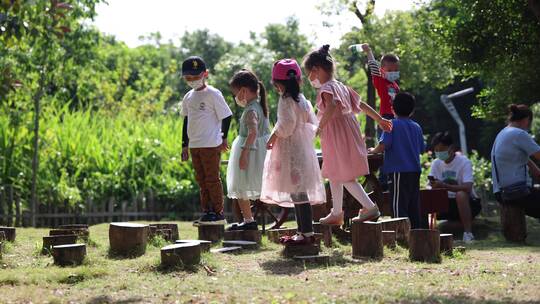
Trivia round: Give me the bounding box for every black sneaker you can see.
[227,221,258,231]
[199,212,227,225]
[194,212,212,225]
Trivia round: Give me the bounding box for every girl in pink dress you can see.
[303,45,393,225]
[260,59,326,244]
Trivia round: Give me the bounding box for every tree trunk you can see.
[223,230,262,244]
[0,227,16,242]
[15,195,21,227]
[161,242,201,267]
[352,221,383,259]
[282,243,320,258]
[149,223,179,240]
[529,0,540,21]
[382,230,396,248]
[440,233,454,255]
[380,217,411,248]
[198,224,224,243]
[176,239,211,252]
[109,222,148,257]
[222,240,259,250]
[500,203,527,243]
[7,185,13,227]
[42,234,78,254]
[409,229,441,263]
[52,244,86,266]
[266,228,297,243]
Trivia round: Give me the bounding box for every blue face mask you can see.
[385,71,400,82]
[435,150,450,161]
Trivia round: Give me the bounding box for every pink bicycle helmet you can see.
[272,59,302,80]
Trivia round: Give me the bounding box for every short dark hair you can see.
[381,54,400,65]
[431,131,453,147]
[508,104,533,122]
[393,92,415,117]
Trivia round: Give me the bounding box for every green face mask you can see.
[435,150,450,161]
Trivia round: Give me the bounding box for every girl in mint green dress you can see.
[226,70,271,231]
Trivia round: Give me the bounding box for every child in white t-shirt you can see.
[180,56,233,225]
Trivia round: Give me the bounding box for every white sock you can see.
[243,217,255,223]
[329,181,344,214]
[343,181,376,209]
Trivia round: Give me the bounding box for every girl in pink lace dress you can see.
[303,45,393,225]
[260,59,326,245]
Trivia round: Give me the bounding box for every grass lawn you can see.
[1,217,539,304]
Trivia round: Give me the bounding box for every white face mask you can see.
[385,71,400,82]
[310,78,322,89]
[187,78,204,90]
[234,89,247,107]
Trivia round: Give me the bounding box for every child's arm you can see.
[181,117,189,161]
[239,111,258,170]
[317,92,339,134]
[370,143,385,154]
[359,101,392,132]
[220,115,232,151]
[362,43,382,78]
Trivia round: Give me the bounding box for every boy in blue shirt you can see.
[370,92,425,228]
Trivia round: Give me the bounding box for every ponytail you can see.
[258,81,269,118]
[508,104,533,122]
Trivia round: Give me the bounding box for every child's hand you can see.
[239,149,249,170]
[431,180,447,189]
[378,118,393,132]
[220,139,229,152]
[266,134,277,150]
[181,147,189,162]
[367,147,375,154]
[361,43,371,53]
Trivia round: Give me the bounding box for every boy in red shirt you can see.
[361,43,400,191]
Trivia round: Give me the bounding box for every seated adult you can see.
[491,104,540,218]
[429,132,481,243]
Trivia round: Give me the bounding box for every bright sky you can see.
[93,0,417,47]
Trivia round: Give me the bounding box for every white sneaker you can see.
[463,232,475,243]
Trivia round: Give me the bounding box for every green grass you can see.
[0,219,539,303]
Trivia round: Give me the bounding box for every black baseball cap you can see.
[182,56,206,76]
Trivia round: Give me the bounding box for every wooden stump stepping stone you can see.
[109,222,149,256]
[313,223,333,247]
[43,235,78,254]
[50,228,89,241]
[500,203,527,243]
[150,223,179,240]
[223,230,262,243]
[0,227,16,242]
[282,243,320,258]
[59,224,89,230]
[211,246,242,254]
[293,255,330,265]
[352,221,383,259]
[176,240,212,252]
[440,233,454,255]
[222,240,258,250]
[382,230,396,248]
[161,242,201,267]
[267,228,296,243]
[154,228,173,241]
[198,224,224,243]
[409,229,441,263]
[379,218,410,248]
[52,244,86,266]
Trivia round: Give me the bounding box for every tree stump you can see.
[59,224,89,230]
[50,228,89,241]
[224,230,262,243]
[154,229,173,242]
[109,222,149,257]
[0,227,16,242]
[266,228,296,243]
[500,203,527,243]
[198,224,224,243]
[382,230,396,248]
[293,254,330,265]
[222,240,259,250]
[150,223,179,240]
[313,223,333,247]
[409,229,441,263]
[380,218,411,248]
[282,243,320,258]
[160,242,201,267]
[211,246,242,254]
[176,240,212,252]
[52,244,86,266]
[440,233,454,255]
[352,221,383,259]
[43,235,78,254]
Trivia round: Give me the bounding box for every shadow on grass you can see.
[398,294,539,304]
[87,295,144,304]
[106,247,147,260]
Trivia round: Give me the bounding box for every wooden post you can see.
[197,224,224,242]
[382,230,396,248]
[52,244,86,266]
[42,235,78,254]
[0,227,16,242]
[440,233,454,255]
[176,240,211,252]
[161,243,201,267]
[380,217,411,248]
[352,221,383,259]
[500,203,527,243]
[223,230,262,244]
[109,222,149,256]
[409,229,441,263]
